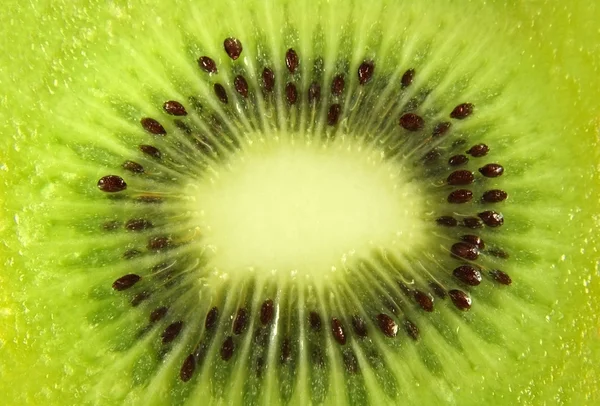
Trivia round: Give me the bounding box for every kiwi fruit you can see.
[1,0,599,405]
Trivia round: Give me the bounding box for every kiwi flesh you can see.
[1,0,599,405]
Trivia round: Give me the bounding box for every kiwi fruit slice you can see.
[1,0,599,405]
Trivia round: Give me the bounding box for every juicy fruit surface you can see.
[1,0,600,405]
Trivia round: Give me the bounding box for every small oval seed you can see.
[150,306,168,323]
[433,122,451,137]
[180,354,196,382]
[286,82,298,105]
[478,211,504,227]
[262,67,275,92]
[98,175,127,192]
[351,316,368,337]
[122,161,144,174]
[331,74,345,96]
[401,68,415,88]
[399,113,425,131]
[309,311,322,331]
[413,290,434,312]
[285,48,299,73]
[260,300,274,326]
[198,56,217,73]
[479,163,504,177]
[220,336,235,361]
[141,117,166,135]
[162,321,184,344]
[139,144,162,159]
[331,318,346,345]
[448,154,469,166]
[223,37,243,60]
[490,270,512,285]
[214,83,228,104]
[112,274,141,291]
[450,103,474,119]
[125,218,153,231]
[205,307,219,330]
[448,290,472,310]
[403,319,420,341]
[467,144,489,157]
[436,216,458,227]
[448,189,473,203]
[376,314,398,337]
[463,217,484,229]
[451,242,480,260]
[234,75,249,98]
[461,235,485,249]
[327,104,341,126]
[447,170,474,185]
[163,100,187,116]
[453,265,483,286]
[482,189,508,203]
[358,60,375,85]
[233,308,248,335]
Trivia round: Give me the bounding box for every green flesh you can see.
[1,1,599,405]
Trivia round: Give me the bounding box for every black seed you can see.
[233,308,248,335]
[205,307,219,330]
[331,74,345,96]
[343,350,359,374]
[451,242,480,260]
[308,82,321,103]
[489,248,510,259]
[180,354,196,382]
[234,75,249,98]
[150,306,168,323]
[467,144,489,157]
[163,100,187,116]
[262,67,275,92]
[139,144,162,159]
[448,189,473,204]
[123,249,141,260]
[463,217,484,229]
[422,149,441,164]
[429,282,446,299]
[399,113,425,131]
[478,211,504,227]
[331,318,346,345]
[112,274,140,291]
[351,316,368,337]
[125,218,153,231]
[221,336,235,361]
[280,337,292,364]
[285,82,298,105]
[482,189,508,203]
[223,37,243,60]
[97,175,127,193]
[141,117,166,135]
[449,154,469,166]
[450,103,474,119]
[214,83,228,104]
[461,235,485,249]
[327,104,341,126]
[479,163,504,178]
[198,56,217,73]
[147,236,171,251]
[433,122,451,137]
[447,170,474,185]
[358,60,375,85]
[309,311,322,331]
[436,216,458,227]
[260,300,274,326]
[413,290,434,312]
[131,291,150,307]
[103,220,120,231]
[122,161,144,174]
[490,270,512,285]
[401,68,415,88]
[449,290,472,310]
[162,321,184,344]
[376,313,398,337]
[403,319,420,341]
[285,48,299,73]
[453,265,483,286]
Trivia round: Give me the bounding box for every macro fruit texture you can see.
[1,0,599,405]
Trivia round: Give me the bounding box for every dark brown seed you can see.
[448,290,472,310]
[489,248,510,259]
[433,122,451,137]
[285,82,298,105]
[429,282,446,299]
[461,235,485,249]
[463,217,484,229]
[478,211,504,227]
[343,350,359,374]
[285,48,299,73]
[403,319,420,341]
[399,113,425,131]
[262,67,275,92]
[125,218,153,231]
[451,242,480,260]
[162,321,184,344]
[180,354,196,382]
[401,68,415,88]
[357,60,375,85]
[482,189,508,203]
[214,83,228,104]
[467,144,489,157]
[308,82,321,103]
[309,311,322,331]
[234,75,249,98]
[422,149,441,164]
[123,249,141,260]
[122,161,144,174]
[97,175,127,193]
[331,74,345,96]
[139,144,162,159]
[479,163,504,178]
[260,300,274,326]
[150,306,168,323]
[103,220,120,231]
[280,337,292,364]
[163,100,187,116]
[331,318,346,345]
[413,290,434,312]
[453,265,483,286]
[141,117,166,135]
[131,291,150,307]
[327,104,341,126]
[448,154,469,166]
[450,103,474,119]
[147,236,171,251]
[490,270,512,285]
[233,308,248,335]
[448,189,473,204]
[223,37,243,60]
[376,314,398,337]
[198,56,217,73]
[112,274,140,291]
[205,307,219,330]
[436,216,458,227]
[221,336,235,361]
[351,316,368,337]
[447,170,474,185]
